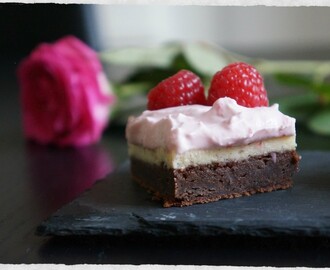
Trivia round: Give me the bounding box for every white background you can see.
[85,6,330,59]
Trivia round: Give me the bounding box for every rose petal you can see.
[17,36,116,147]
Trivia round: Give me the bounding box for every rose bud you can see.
[17,35,116,147]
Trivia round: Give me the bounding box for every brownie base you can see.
[130,150,300,207]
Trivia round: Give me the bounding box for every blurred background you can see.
[2,4,330,94]
[87,5,330,60]
[2,4,330,67]
[1,4,330,145]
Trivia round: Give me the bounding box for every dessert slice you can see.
[126,63,300,207]
[126,97,300,207]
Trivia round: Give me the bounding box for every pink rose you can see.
[18,35,116,147]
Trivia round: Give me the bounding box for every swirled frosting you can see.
[126,97,296,154]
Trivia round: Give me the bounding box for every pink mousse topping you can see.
[126,97,296,154]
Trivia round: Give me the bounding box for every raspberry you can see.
[147,70,206,110]
[207,62,269,107]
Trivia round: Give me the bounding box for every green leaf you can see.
[312,83,330,99]
[172,53,195,72]
[111,95,146,124]
[113,82,153,99]
[274,73,330,101]
[308,109,330,136]
[182,43,228,76]
[100,43,181,68]
[273,93,319,122]
[181,43,251,77]
[126,67,182,84]
[274,73,314,88]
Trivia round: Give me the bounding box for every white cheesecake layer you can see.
[128,135,296,169]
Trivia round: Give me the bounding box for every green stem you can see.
[254,59,330,102]
[254,60,330,76]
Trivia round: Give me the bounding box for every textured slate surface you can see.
[37,151,330,238]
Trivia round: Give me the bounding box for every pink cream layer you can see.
[125,97,296,154]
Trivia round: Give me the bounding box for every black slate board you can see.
[37,151,330,238]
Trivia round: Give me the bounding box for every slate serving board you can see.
[37,151,330,238]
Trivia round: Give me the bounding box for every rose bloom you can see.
[18,35,116,147]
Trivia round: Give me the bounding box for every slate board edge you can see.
[36,151,330,239]
[37,214,330,238]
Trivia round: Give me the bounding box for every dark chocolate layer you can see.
[130,150,300,207]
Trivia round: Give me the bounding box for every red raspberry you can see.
[207,62,269,107]
[147,70,206,110]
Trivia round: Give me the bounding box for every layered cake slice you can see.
[125,63,300,207]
